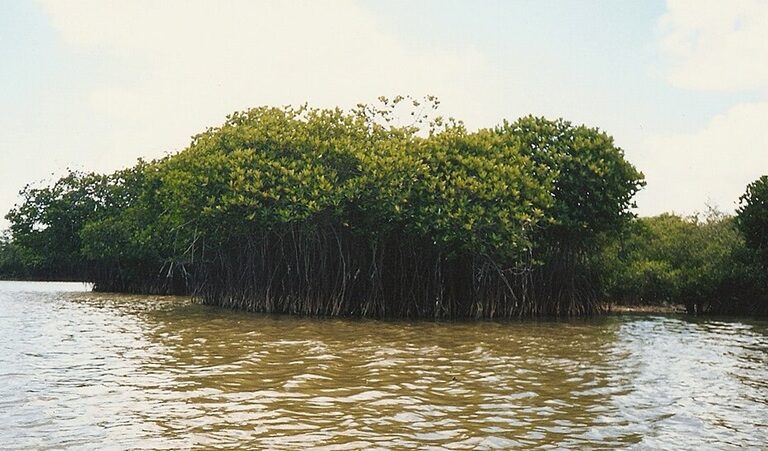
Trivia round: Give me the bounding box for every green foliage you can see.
[490,117,646,315]
[733,175,768,315]
[498,116,645,241]
[604,210,766,315]
[395,127,550,259]
[1,100,647,317]
[0,232,27,278]
[737,176,768,267]
[4,171,111,277]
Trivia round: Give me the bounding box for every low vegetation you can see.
[598,209,767,315]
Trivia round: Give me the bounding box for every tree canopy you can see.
[737,176,768,268]
[2,99,651,317]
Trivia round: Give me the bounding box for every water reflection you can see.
[0,282,766,449]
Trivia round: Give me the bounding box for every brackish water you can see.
[0,281,766,449]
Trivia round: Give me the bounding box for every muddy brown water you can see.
[1,281,766,449]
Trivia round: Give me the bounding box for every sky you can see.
[1,0,767,229]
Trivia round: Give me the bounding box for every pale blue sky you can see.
[1,0,767,227]
[364,0,753,126]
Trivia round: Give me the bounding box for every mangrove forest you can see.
[1,98,766,317]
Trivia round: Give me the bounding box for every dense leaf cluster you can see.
[737,176,768,269]
[602,205,767,316]
[2,100,646,317]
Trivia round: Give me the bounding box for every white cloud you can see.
[632,0,768,216]
[0,0,508,227]
[39,0,502,144]
[659,0,768,92]
[2,0,765,228]
[635,101,768,214]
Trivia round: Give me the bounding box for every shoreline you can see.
[606,303,686,314]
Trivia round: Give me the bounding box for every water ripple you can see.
[0,281,767,449]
